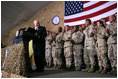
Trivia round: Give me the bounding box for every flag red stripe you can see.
[64,3,116,23]
[83,1,90,4]
[84,1,108,11]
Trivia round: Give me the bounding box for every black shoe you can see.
[39,70,44,72]
[66,67,71,70]
[34,69,44,73]
[29,70,34,73]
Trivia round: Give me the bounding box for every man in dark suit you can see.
[33,20,47,72]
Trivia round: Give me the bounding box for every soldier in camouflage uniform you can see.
[45,31,53,67]
[71,26,84,71]
[94,21,108,74]
[82,19,96,72]
[61,29,66,68]
[63,25,73,69]
[71,26,75,33]
[101,18,108,28]
[55,27,64,69]
[51,32,57,69]
[106,15,117,74]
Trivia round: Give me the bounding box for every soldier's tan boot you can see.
[66,67,71,70]
[48,63,52,68]
[57,65,62,69]
[88,66,95,72]
[82,65,90,72]
[113,69,117,75]
[96,67,103,73]
[66,65,71,70]
[107,67,115,74]
[75,66,81,71]
[101,67,107,74]
[113,67,117,75]
[54,65,57,69]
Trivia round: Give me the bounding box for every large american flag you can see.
[64,1,117,27]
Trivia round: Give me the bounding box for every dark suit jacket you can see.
[33,26,47,56]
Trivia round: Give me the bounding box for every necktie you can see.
[36,27,38,30]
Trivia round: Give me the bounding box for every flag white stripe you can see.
[64,1,116,20]
[106,22,110,24]
[84,1,100,8]
[64,8,116,26]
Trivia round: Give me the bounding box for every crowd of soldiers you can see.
[45,14,117,74]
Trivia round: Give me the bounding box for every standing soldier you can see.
[79,26,83,32]
[81,24,86,31]
[101,18,108,42]
[92,22,96,27]
[61,29,66,68]
[94,21,108,74]
[45,31,53,68]
[63,25,73,69]
[55,27,63,69]
[71,26,75,33]
[101,18,108,28]
[82,19,96,72]
[71,26,84,71]
[51,32,57,69]
[106,15,117,74]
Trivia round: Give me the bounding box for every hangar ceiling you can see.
[1,1,53,35]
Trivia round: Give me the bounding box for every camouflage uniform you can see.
[45,34,53,67]
[83,25,96,72]
[72,31,84,71]
[63,30,72,68]
[55,32,63,68]
[51,40,57,68]
[106,21,117,74]
[96,26,108,73]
